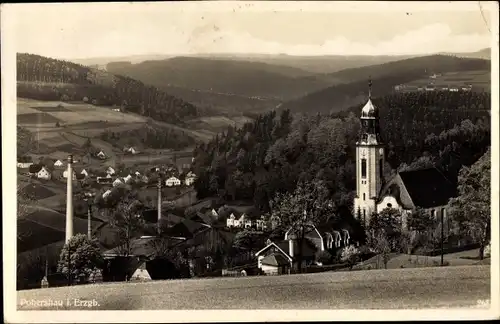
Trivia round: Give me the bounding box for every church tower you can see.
[353,78,385,227]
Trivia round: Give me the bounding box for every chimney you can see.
[288,238,294,258]
[157,177,162,234]
[65,155,73,243]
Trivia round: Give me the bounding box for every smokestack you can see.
[289,238,294,258]
[157,177,162,234]
[65,155,74,243]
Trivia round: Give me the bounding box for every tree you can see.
[448,148,490,259]
[405,207,436,257]
[270,180,335,273]
[57,234,103,284]
[367,209,402,269]
[108,191,146,256]
[232,229,265,254]
[340,245,361,270]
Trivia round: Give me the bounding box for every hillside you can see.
[105,56,330,101]
[192,91,490,214]
[17,53,200,125]
[280,55,490,114]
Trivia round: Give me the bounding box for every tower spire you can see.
[368,76,372,99]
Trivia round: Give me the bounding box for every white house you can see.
[53,160,64,167]
[36,166,52,180]
[102,189,112,199]
[135,171,141,177]
[63,170,76,180]
[97,151,106,160]
[123,174,133,183]
[165,176,181,187]
[211,209,219,218]
[226,214,236,227]
[106,167,115,176]
[17,162,33,169]
[80,169,89,177]
[184,171,197,186]
[256,216,267,231]
[128,147,138,155]
[113,178,123,187]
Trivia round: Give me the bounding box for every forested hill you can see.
[192,90,490,215]
[16,53,200,125]
[105,56,329,100]
[281,55,490,114]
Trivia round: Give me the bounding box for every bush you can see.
[57,234,104,284]
[340,245,361,270]
[316,250,333,265]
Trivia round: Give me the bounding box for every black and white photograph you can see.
[2,1,499,322]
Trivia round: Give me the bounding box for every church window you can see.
[431,209,436,219]
[387,203,392,208]
[363,193,366,201]
[361,159,367,178]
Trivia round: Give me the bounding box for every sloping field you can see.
[17,98,146,125]
[186,115,253,134]
[16,265,490,310]
[402,70,490,91]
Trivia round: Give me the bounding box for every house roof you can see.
[261,253,290,267]
[398,167,457,208]
[275,239,317,259]
[29,164,43,173]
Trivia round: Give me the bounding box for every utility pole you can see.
[440,211,444,266]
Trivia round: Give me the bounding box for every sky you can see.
[4,1,495,60]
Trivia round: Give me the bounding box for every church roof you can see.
[398,167,457,209]
[361,99,379,118]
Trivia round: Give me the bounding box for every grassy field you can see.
[16,265,490,310]
[401,70,490,91]
[354,249,488,271]
[185,115,253,133]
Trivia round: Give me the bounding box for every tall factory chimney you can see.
[157,177,162,234]
[65,155,74,243]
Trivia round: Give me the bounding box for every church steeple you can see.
[354,78,386,227]
[358,78,382,145]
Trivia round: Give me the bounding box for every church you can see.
[353,81,457,232]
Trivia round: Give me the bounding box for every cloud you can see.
[180,23,490,56]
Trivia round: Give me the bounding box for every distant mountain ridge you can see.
[279,55,490,115]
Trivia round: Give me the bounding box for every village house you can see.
[353,82,457,234]
[106,166,115,176]
[123,174,133,184]
[113,178,124,187]
[184,171,197,186]
[53,159,64,167]
[17,156,33,169]
[102,189,112,199]
[97,150,107,160]
[226,213,238,228]
[255,224,325,275]
[256,215,268,231]
[165,176,181,187]
[29,164,52,180]
[80,169,89,178]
